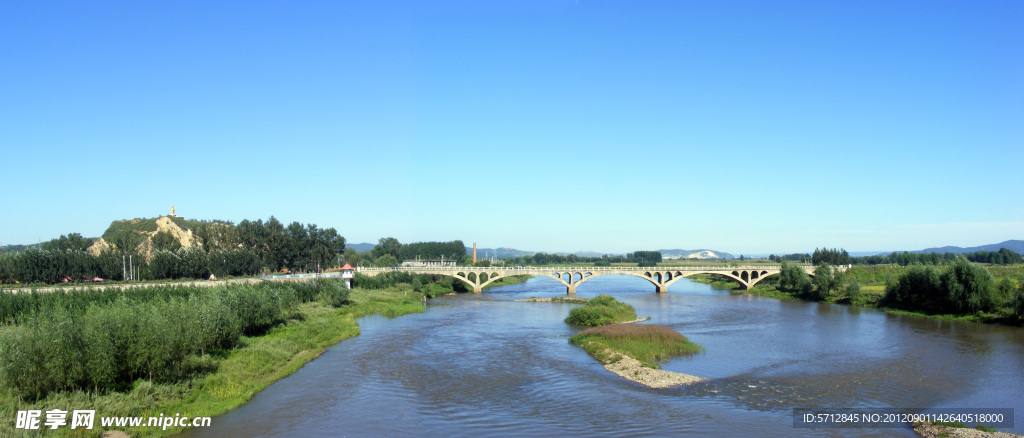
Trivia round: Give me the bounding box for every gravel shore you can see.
[602,351,707,388]
[914,422,1021,438]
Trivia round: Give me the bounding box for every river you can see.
[179,275,1024,437]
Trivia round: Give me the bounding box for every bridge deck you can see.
[355,265,834,295]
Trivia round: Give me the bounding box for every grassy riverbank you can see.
[569,324,703,369]
[0,283,430,437]
[482,274,531,289]
[688,273,742,291]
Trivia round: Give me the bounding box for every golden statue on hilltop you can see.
[171,206,175,217]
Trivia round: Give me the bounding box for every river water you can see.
[179,276,1024,437]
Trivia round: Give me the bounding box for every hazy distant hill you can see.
[466,247,534,258]
[914,240,1024,254]
[348,243,376,253]
[658,249,735,260]
[0,244,35,255]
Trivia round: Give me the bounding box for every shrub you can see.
[883,265,946,313]
[564,295,637,326]
[845,278,862,304]
[1013,277,1024,320]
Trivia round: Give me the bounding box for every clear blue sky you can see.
[2,1,1021,255]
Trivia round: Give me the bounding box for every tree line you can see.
[235,216,345,272]
[356,239,468,266]
[767,248,852,265]
[0,247,262,284]
[854,248,1022,266]
[0,216,346,284]
[506,251,663,267]
[758,259,1024,322]
[812,248,852,265]
[362,238,467,267]
[769,247,1022,267]
[767,253,812,263]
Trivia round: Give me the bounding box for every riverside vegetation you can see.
[0,272,457,437]
[692,256,1024,326]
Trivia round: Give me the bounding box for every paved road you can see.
[1,277,264,295]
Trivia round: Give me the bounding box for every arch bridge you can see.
[357,265,833,294]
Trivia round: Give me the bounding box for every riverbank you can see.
[0,284,430,437]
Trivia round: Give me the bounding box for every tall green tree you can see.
[812,263,840,300]
[778,261,812,296]
[374,254,398,268]
[942,257,995,314]
[341,248,363,267]
[41,233,94,252]
[371,237,402,260]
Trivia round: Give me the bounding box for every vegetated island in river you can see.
[564,295,706,388]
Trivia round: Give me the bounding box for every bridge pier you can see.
[567,284,576,295]
[656,284,668,294]
[473,285,482,293]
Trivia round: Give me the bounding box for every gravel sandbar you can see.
[602,351,706,388]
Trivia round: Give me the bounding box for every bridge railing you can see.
[354,265,807,273]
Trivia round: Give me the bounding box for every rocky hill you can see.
[90,216,236,261]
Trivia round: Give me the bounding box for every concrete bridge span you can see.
[357,265,834,294]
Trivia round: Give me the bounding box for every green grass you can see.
[563,295,637,326]
[569,324,703,369]
[0,284,427,437]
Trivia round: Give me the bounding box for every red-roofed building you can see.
[341,264,354,289]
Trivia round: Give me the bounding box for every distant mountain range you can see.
[914,240,1024,254]
[347,242,376,253]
